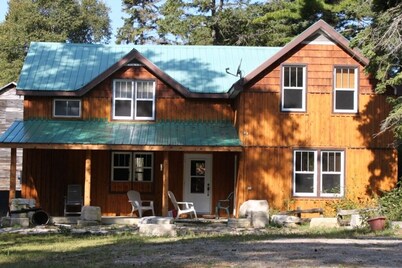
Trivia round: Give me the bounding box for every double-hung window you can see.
[53,99,81,118]
[282,65,306,112]
[113,80,155,120]
[111,152,153,182]
[293,149,344,197]
[334,67,358,113]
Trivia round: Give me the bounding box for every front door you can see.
[183,154,212,214]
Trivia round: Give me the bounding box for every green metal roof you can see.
[17,42,281,94]
[0,120,242,149]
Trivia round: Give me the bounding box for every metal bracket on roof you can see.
[225,59,242,78]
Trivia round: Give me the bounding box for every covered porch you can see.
[0,119,242,217]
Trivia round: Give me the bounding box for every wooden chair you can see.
[168,191,197,219]
[127,190,155,217]
[64,184,83,216]
[215,192,234,219]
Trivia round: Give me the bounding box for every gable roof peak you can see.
[241,20,368,88]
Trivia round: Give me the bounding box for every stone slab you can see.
[139,216,174,225]
[227,218,252,228]
[250,211,269,228]
[271,215,301,227]
[310,217,339,228]
[138,223,176,237]
[77,220,100,227]
[80,206,101,222]
[1,216,30,227]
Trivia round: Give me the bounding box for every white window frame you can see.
[281,65,306,112]
[293,149,345,198]
[333,67,358,113]
[111,152,154,182]
[53,99,81,118]
[293,150,317,197]
[112,79,156,120]
[111,152,132,181]
[320,151,344,197]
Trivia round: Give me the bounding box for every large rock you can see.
[138,216,176,237]
[239,200,269,218]
[309,217,339,228]
[80,206,101,222]
[271,214,301,227]
[239,200,270,228]
[138,223,177,237]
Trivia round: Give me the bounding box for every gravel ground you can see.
[1,223,402,267]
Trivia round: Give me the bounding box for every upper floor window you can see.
[113,80,155,120]
[111,152,153,182]
[53,99,81,118]
[293,149,344,197]
[281,65,306,112]
[334,67,358,113]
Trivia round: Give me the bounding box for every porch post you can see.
[162,151,169,216]
[84,150,92,206]
[9,148,17,203]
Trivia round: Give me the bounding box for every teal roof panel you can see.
[17,42,282,94]
[0,120,242,148]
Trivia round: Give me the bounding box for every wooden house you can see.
[0,20,397,217]
[0,82,23,216]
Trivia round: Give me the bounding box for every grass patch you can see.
[0,226,400,267]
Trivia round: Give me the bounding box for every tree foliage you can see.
[0,0,111,86]
[352,1,402,139]
[116,0,162,44]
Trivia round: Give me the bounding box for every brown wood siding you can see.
[235,43,397,214]
[23,66,235,122]
[237,147,397,214]
[21,149,235,216]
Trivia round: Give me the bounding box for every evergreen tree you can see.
[116,0,162,44]
[352,1,402,138]
[0,0,111,86]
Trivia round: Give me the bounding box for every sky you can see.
[0,0,125,43]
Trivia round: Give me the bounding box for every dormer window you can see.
[53,99,81,118]
[112,79,155,120]
[334,67,358,113]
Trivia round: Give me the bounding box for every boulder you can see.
[239,200,269,218]
[309,217,339,228]
[80,206,101,222]
[271,215,301,227]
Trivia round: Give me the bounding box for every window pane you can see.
[115,100,132,117]
[191,177,205,193]
[322,174,341,194]
[335,90,354,110]
[297,67,303,87]
[113,168,130,181]
[136,101,153,117]
[55,101,67,116]
[295,174,314,193]
[335,153,341,172]
[283,89,303,109]
[284,67,290,87]
[68,101,80,116]
[290,67,297,87]
[295,152,301,171]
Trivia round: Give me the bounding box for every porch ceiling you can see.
[0,120,242,152]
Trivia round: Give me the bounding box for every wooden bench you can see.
[280,207,324,218]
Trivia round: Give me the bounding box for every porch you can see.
[0,119,242,217]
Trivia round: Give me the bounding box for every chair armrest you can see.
[141,200,154,205]
[177,201,194,209]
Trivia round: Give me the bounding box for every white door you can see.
[183,154,212,214]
